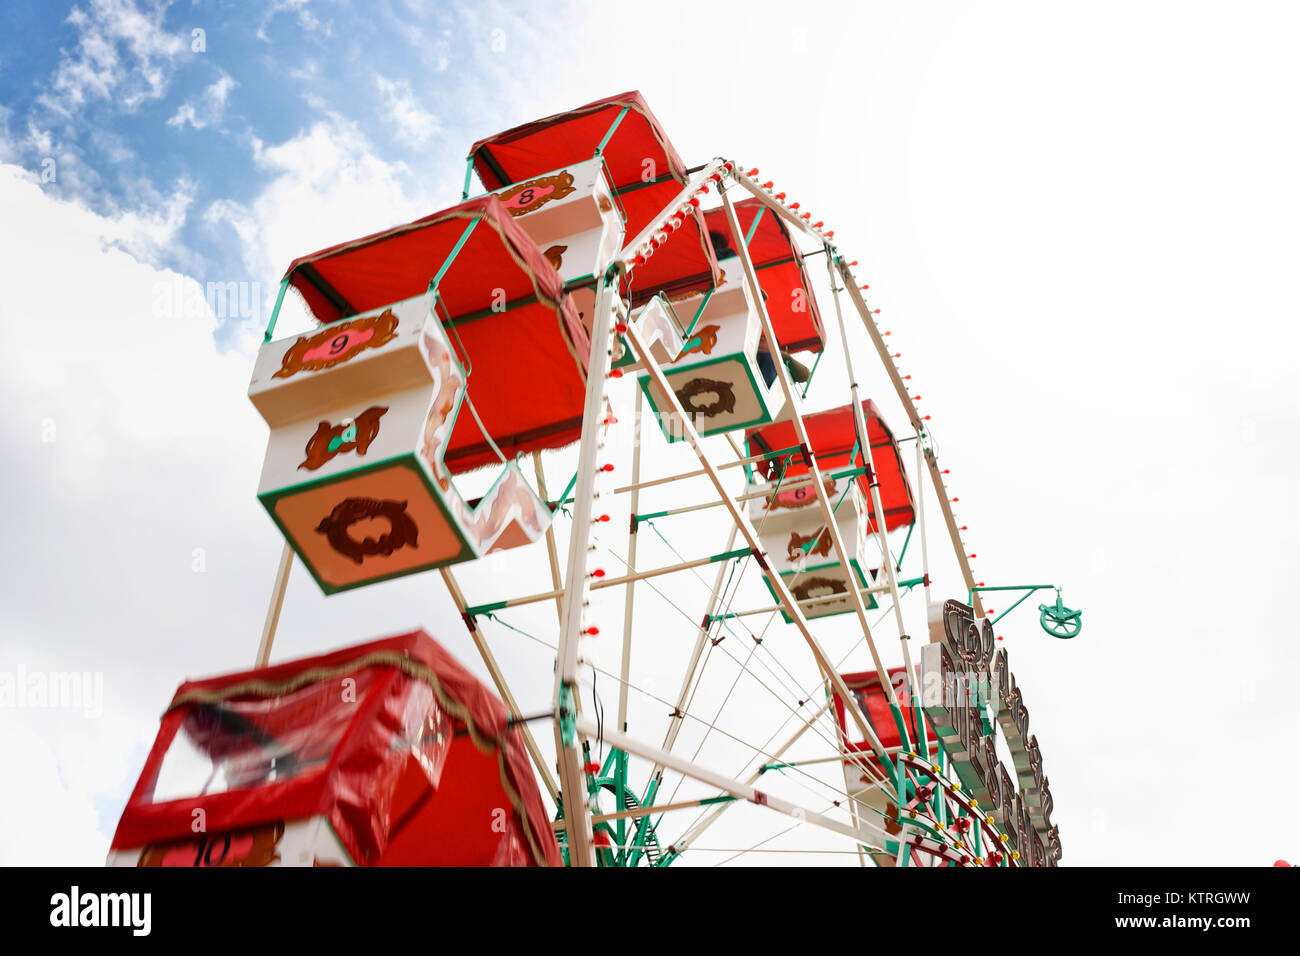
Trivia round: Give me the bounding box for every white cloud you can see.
[0,163,271,859]
[375,75,439,146]
[24,121,54,156]
[205,115,433,334]
[256,0,333,43]
[0,726,111,865]
[167,72,236,130]
[39,0,186,116]
[105,178,195,264]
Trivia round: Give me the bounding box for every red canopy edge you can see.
[745,400,916,531]
[704,198,826,352]
[277,195,589,473]
[112,630,561,867]
[468,91,687,191]
[468,92,719,306]
[282,193,573,330]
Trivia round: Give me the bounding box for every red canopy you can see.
[704,199,826,353]
[282,195,589,473]
[469,91,719,304]
[745,400,916,531]
[112,630,561,867]
[832,667,919,755]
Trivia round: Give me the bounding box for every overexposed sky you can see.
[1,0,1297,866]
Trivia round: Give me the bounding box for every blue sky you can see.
[2,0,1299,866]
[0,0,573,338]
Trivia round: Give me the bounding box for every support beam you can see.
[611,446,790,494]
[916,437,933,614]
[577,718,886,851]
[617,161,728,269]
[550,794,738,830]
[630,463,870,521]
[254,542,293,668]
[824,253,924,748]
[708,580,893,620]
[440,568,559,804]
[466,548,751,615]
[732,169,830,245]
[532,452,566,624]
[617,389,644,734]
[552,277,621,866]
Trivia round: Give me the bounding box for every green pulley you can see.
[1038,588,1082,639]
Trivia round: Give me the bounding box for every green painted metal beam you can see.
[262,278,290,342]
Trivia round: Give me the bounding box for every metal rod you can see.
[577,718,885,851]
[611,445,790,494]
[460,154,474,200]
[552,275,619,866]
[593,105,630,158]
[253,542,293,668]
[549,794,737,830]
[709,580,894,620]
[652,525,740,778]
[454,710,553,738]
[532,452,566,624]
[430,218,480,292]
[633,465,870,522]
[917,435,933,623]
[761,742,938,772]
[617,389,644,733]
[262,278,290,343]
[825,251,920,754]
[617,161,727,269]
[440,568,560,803]
[468,549,752,616]
[980,585,1053,626]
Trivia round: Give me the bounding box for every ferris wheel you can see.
[108,92,1077,868]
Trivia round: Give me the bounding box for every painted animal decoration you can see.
[543,244,567,271]
[790,575,847,603]
[677,323,721,358]
[787,528,833,562]
[299,406,389,471]
[675,377,736,419]
[315,497,419,564]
